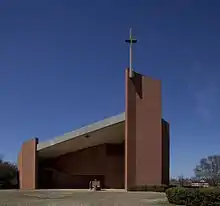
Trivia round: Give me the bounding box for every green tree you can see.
[194,155,220,186]
[0,155,18,189]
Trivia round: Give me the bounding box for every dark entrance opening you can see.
[38,143,124,189]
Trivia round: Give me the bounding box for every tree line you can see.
[0,155,18,189]
[171,155,220,187]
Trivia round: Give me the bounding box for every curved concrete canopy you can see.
[37,113,125,158]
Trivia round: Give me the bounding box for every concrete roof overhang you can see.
[37,113,125,159]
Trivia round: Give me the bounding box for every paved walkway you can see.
[0,190,170,206]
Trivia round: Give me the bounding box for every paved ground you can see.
[0,190,171,206]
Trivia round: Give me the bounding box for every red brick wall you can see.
[125,69,169,189]
[105,155,124,189]
[39,144,124,189]
[55,144,106,175]
[18,138,38,189]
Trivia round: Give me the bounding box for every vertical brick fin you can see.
[125,68,167,189]
[162,119,170,185]
[18,138,38,189]
[125,69,137,189]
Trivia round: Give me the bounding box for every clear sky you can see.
[1,0,220,178]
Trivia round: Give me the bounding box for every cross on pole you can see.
[125,28,137,78]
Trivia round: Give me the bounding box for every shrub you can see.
[166,187,187,205]
[128,184,172,192]
[199,187,220,206]
[166,187,220,206]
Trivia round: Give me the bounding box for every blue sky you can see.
[1,0,220,178]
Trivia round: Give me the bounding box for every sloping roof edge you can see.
[37,112,125,151]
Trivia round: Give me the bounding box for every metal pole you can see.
[129,28,133,78]
[125,28,137,78]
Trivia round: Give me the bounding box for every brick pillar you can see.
[125,69,169,189]
[18,138,38,189]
